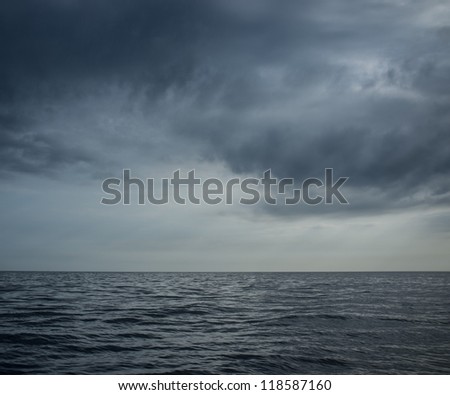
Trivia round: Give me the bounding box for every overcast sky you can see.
[1,0,449,271]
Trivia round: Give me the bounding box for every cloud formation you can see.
[1,0,449,215]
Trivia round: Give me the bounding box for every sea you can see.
[0,271,449,374]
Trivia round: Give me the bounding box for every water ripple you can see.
[0,272,449,374]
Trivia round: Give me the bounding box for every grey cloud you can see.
[1,0,449,216]
[0,111,97,176]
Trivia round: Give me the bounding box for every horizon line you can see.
[1,270,449,273]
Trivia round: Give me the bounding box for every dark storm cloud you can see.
[1,0,449,213]
[0,0,217,174]
[0,0,201,91]
[0,112,96,176]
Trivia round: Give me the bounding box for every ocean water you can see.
[0,271,449,374]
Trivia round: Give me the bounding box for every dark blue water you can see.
[0,272,449,374]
